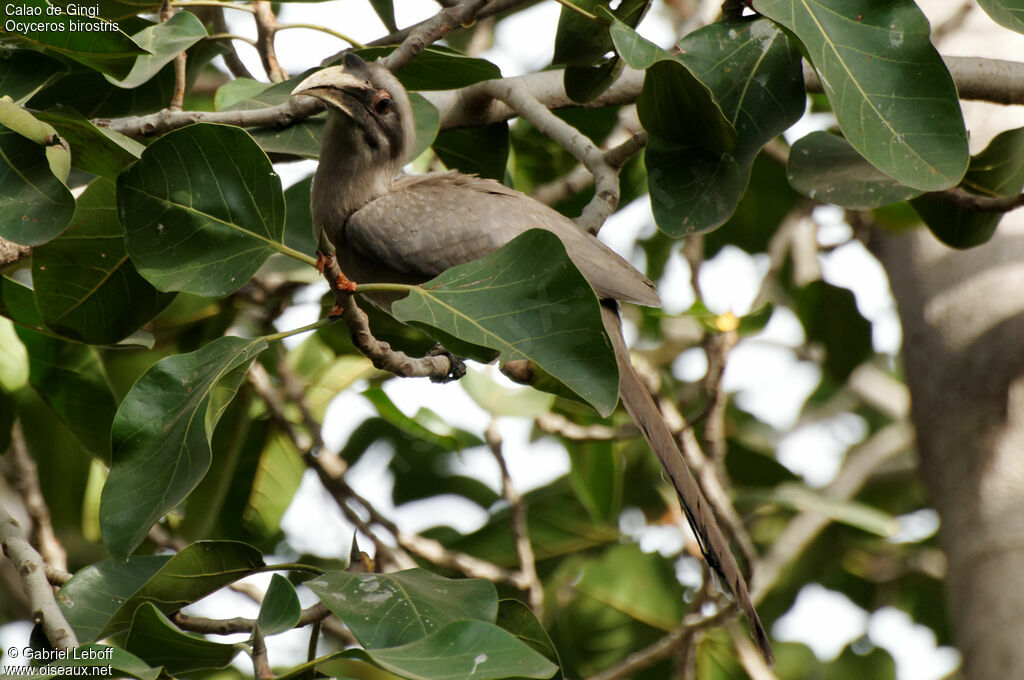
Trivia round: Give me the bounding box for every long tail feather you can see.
[602,304,774,665]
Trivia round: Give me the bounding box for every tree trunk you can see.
[872,223,1024,680]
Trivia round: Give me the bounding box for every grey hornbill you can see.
[292,53,773,663]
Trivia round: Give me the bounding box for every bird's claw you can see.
[427,345,466,383]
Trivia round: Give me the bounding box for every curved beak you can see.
[291,66,371,115]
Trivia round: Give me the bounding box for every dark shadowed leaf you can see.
[912,126,1024,248]
[107,11,207,88]
[306,569,498,648]
[433,122,509,181]
[788,131,924,209]
[368,0,398,32]
[257,573,302,636]
[576,543,684,630]
[33,178,174,344]
[638,17,805,235]
[9,0,144,79]
[118,123,291,297]
[391,230,619,416]
[977,0,1024,35]
[353,46,502,90]
[563,59,625,104]
[37,106,144,179]
[754,0,968,191]
[0,128,75,246]
[793,280,872,383]
[283,174,317,257]
[125,603,243,673]
[637,59,737,154]
[101,336,268,557]
[0,50,69,103]
[15,327,116,459]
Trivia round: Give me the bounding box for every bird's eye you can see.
[373,91,392,114]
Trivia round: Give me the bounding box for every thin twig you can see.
[586,604,737,680]
[0,504,78,650]
[485,421,543,616]
[5,422,67,573]
[728,620,780,680]
[160,0,187,110]
[481,77,621,234]
[531,129,647,206]
[252,626,274,680]
[175,602,333,635]
[380,0,489,73]
[925,187,1024,214]
[208,7,255,78]
[253,1,288,82]
[700,329,736,469]
[276,23,365,47]
[536,412,637,441]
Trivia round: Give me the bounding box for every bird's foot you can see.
[315,251,358,293]
[427,345,467,383]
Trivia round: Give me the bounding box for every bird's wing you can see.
[342,172,660,306]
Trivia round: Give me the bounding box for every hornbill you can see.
[292,53,773,664]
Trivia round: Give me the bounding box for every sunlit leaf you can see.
[256,573,302,636]
[107,11,207,88]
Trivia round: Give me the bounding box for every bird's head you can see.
[292,53,416,168]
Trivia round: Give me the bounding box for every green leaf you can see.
[118,123,290,297]
[8,0,145,79]
[568,440,620,522]
[15,327,116,459]
[0,275,46,329]
[125,603,243,674]
[241,427,306,538]
[101,336,268,558]
[912,126,1024,248]
[496,599,563,674]
[36,106,144,179]
[0,49,69,103]
[0,318,28,391]
[37,645,161,680]
[554,0,645,102]
[788,131,924,209]
[214,77,270,110]
[643,17,805,235]
[354,620,558,680]
[256,573,302,636]
[368,0,398,32]
[563,59,625,104]
[33,178,174,344]
[753,0,968,191]
[576,543,685,630]
[409,92,441,160]
[792,280,872,384]
[391,230,619,416]
[0,128,75,246]
[57,554,171,642]
[283,174,317,257]
[97,541,265,639]
[977,0,1024,34]
[433,122,509,181]
[107,11,207,88]
[353,46,502,90]
[306,568,498,648]
[637,59,737,153]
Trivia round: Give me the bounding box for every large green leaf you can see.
[792,280,872,384]
[100,336,268,558]
[496,599,563,674]
[912,126,1024,248]
[117,123,291,297]
[0,49,69,103]
[57,554,171,642]
[37,106,144,179]
[433,122,509,181]
[977,0,1024,34]
[33,178,175,344]
[390,230,619,416]
[125,603,243,673]
[99,541,265,638]
[256,573,301,636]
[107,11,207,88]
[307,568,498,648]
[8,0,145,79]
[15,327,117,459]
[754,0,968,191]
[636,59,737,154]
[352,621,559,680]
[353,47,502,90]
[575,543,684,631]
[625,17,804,235]
[788,131,924,209]
[37,645,161,680]
[0,128,75,246]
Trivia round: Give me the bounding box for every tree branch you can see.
[253,0,287,82]
[5,422,67,574]
[925,187,1024,213]
[380,0,490,73]
[0,504,78,650]
[174,601,333,635]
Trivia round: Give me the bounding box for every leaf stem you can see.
[273,651,346,680]
[355,282,416,294]
[253,562,326,576]
[276,23,365,48]
[171,0,256,12]
[262,318,334,344]
[549,0,604,23]
[275,242,319,267]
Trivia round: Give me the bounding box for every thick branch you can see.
[253,0,287,82]
[380,0,489,73]
[925,187,1024,213]
[0,504,78,650]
